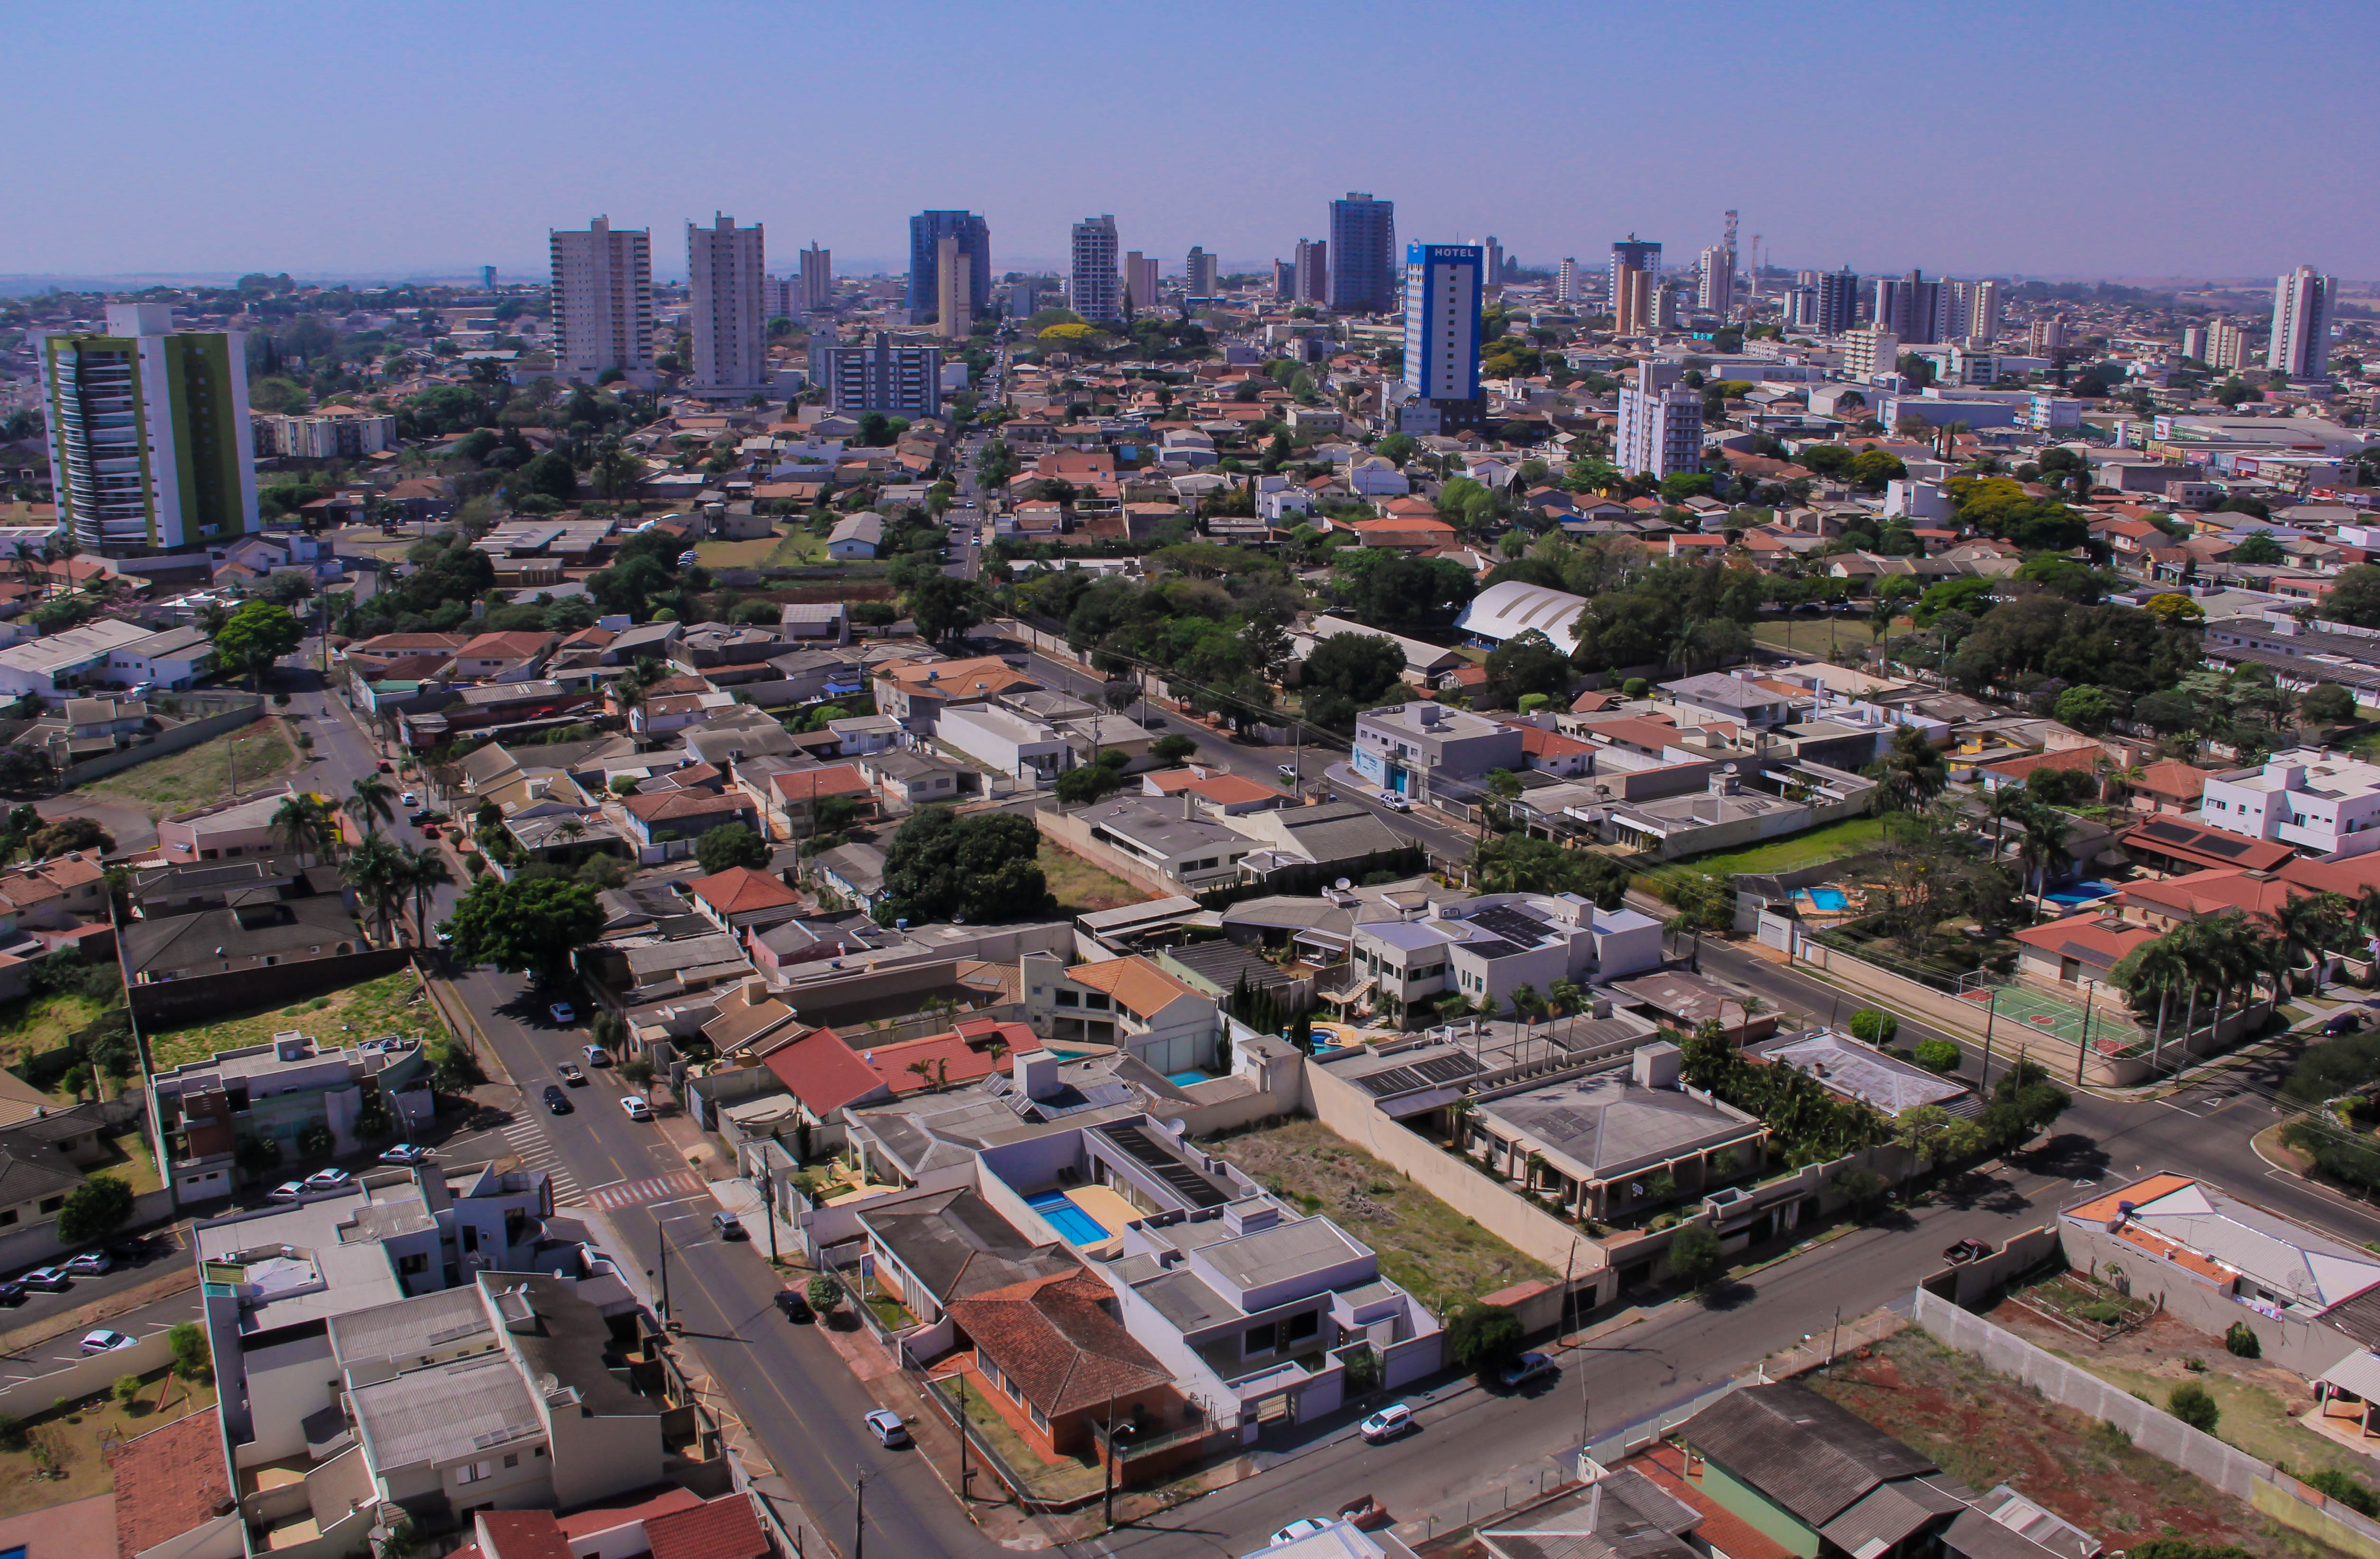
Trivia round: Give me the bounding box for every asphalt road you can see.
[0,1285,200,1381]
[0,1227,188,1336]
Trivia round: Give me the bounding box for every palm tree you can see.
[905,1060,935,1093]
[2013,806,2074,924]
[345,775,396,838]
[1983,785,2031,852]
[270,793,332,866]
[344,835,404,944]
[398,845,454,946]
[2273,893,2339,1000]
[2125,933,2192,1069]
[1548,979,1583,1018]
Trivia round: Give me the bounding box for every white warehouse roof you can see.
[1454,580,1590,657]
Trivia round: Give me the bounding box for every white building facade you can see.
[549,216,654,377]
[1615,383,1703,480]
[687,214,767,396]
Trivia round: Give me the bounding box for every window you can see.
[462,1225,479,1253]
[455,1460,493,1484]
[398,1253,428,1276]
[1245,1322,1278,1357]
[503,1453,519,1469]
[37,1196,62,1214]
[1084,993,1110,1011]
[1285,1310,1320,1343]
[1030,1405,1049,1432]
[1056,990,1079,1007]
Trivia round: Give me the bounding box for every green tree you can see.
[1150,733,1197,764]
[1667,1222,1724,1291]
[442,876,605,985]
[907,574,984,645]
[213,601,305,686]
[2230,532,2285,565]
[1446,1303,1525,1371]
[1872,725,1947,812]
[1484,630,1571,707]
[56,1175,134,1244]
[2167,1381,2219,1433]
[695,824,771,875]
[168,1322,211,1382]
[874,807,1053,927]
[2301,684,2358,725]
[518,450,577,500]
[113,1374,142,1410]
[2054,684,2118,734]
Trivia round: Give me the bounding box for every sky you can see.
[6,0,2375,286]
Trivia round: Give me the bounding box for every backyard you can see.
[1809,1327,2359,1559]
[1204,1119,1556,1316]
[80,721,297,819]
[763,528,833,569]
[693,534,790,569]
[1670,815,1890,878]
[0,991,106,1079]
[1038,840,1144,916]
[145,970,447,1071]
[0,1367,217,1520]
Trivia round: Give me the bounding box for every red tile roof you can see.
[2117,817,2295,873]
[864,1022,1040,1095]
[1981,745,2102,781]
[2010,912,2159,970]
[1185,773,1278,806]
[644,1494,770,1559]
[553,1486,706,1539]
[944,1269,1171,1419]
[770,764,872,804]
[624,789,754,823]
[689,866,801,916]
[762,1025,887,1115]
[1518,725,1593,761]
[1634,1442,1794,1559]
[114,1406,230,1559]
[474,1512,572,1559]
[2131,760,2217,801]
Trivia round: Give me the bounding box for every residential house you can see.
[1067,795,1253,892]
[686,866,805,934]
[859,747,967,809]
[827,514,884,559]
[1021,952,1219,1074]
[102,624,216,690]
[1351,702,1525,807]
[872,656,1041,734]
[152,1030,434,1199]
[2009,911,2159,992]
[618,786,760,863]
[757,762,874,839]
[0,618,157,698]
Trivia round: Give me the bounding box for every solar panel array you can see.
[1100,1122,1228,1208]
[1354,1050,1484,1098]
[1468,904,1556,947]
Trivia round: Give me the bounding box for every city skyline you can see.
[6,1,2375,284]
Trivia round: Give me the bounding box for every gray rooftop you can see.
[1197,1217,1364,1293]
[1477,1070,1761,1183]
[348,1351,539,1471]
[1680,1381,1936,1528]
[328,1285,492,1366]
[1748,1031,1971,1116]
[858,1187,1078,1303]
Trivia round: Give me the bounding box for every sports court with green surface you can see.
[1958,979,2127,1052]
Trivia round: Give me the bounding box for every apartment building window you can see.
[1084,994,1110,1011]
[1245,1322,1278,1357]
[456,1460,493,1484]
[1285,1311,1320,1344]
[1056,990,1079,1007]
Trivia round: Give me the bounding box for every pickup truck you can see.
[1942,1238,1993,1265]
[1336,1496,1390,1531]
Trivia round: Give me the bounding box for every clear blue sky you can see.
[7,0,2371,283]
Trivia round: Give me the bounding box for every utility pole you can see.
[1979,987,1998,1092]
[2076,979,2094,1085]
[759,1169,779,1265]
[853,1474,868,1559]
[1101,1390,1119,1529]
[1827,1304,1842,1369]
[957,1371,973,1505]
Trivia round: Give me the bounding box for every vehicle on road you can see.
[550,1003,577,1026]
[1359,1404,1414,1443]
[1380,793,1411,812]
[1943,1238,1993,1265]
[400,791,417,807]
[543,1085,574,1115]
[80,1329,135,1355]
[679,550,701,566]
[408,810,432,827]
[380,1144,434,1165]
[1499,1351,1556,1388]
[581,1043,610,1065]
[268,1180,307,1202]
[773,1289,813,1323]
[0,1281,25,1305]
[64,1251,113,1276]
[1277,764,1299,777]
[864,1409,909,1447]
[2322,1010,2367,1034]
[621,1095,653,1121]
[558,1064,586,1085]
[711,1211,746,1240]
[22,1266,68,1291]
[305,1168,353,1190]
[1337,1495,1391,1531]
[376,760,393,772]
[1269,1519,1331,1545]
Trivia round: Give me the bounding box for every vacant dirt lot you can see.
[1809,1329,2349,1559]
[1205,1118,1555,1315]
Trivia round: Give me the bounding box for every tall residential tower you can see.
[907,211,990,324]
[549,216,654,377]
[1327,192,1396,313]
[37,303,259,560]
[687,214,767,396]
[2270,265,2335,379]
[1069,215,1121,323]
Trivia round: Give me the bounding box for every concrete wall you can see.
[0,1185,172,1274]
[1917,1223,2061,1309]
[59,696,265,787]
[0,1324,175,1419]
[2060,1218,2362,1380]
[129,947,416,1026]
[1299,1052,1617,1309]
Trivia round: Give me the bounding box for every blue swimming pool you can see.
[2045,879,2118,908]
[1027,1191,1111,1246]
[1167,1069,1211,1086]
[1805,888,1851,912]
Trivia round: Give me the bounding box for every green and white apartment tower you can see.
[38,303,259,562]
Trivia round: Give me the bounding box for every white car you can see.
[1270,1519,1332,1545]
[864,1409,909,1447]
[268,1180,307,1203]
[379,1144,434,1165]
[80,1329,136,1355]
[304,1168,352,1190]
[1360,1402,1415,1442]
[399,791,417,807]
[1380,793,1411,812]
[549,1003,576,1025]
[64,1251,113,1276]
[678,550,702,566]
[621,1095,653,1121]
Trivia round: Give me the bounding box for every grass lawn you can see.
[101,1130,162,1196]
[763,529,831,568]
[146,971,447,1071]
[1750,615,1908,658]
[0,1369,217,1520]
[694,535,787,568]
[1670,815,1891,877]
[1039,840,1143,916]
[0,991,104,1076]
[1206,1119,1556,1315]
[81,722,297,819]
[943,1370,1105,1499]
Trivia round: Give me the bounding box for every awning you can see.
[2317,1349,2380,1400]
[823,681,864,696]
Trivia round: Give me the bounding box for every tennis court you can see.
[1959,981,2096,1049]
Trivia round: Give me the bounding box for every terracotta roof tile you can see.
[115,1406,230,1559]
[688,866,801,916]
[944,1269,1171,1419]
[1066,956,1200,1020]
[644,1495,769,1559]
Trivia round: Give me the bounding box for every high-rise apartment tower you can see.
[1070,216,1121,323]
[1327,192,1396,313]
[687,214,766,395]
[549,216,654,376]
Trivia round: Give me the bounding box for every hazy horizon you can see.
[8,0,2374,285]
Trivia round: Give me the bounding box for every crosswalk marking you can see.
[497,1120,583,1203]
[583,1170,707,1211]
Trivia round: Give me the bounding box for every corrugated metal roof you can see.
[1679,1382,1935,1527]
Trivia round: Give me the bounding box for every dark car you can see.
[773,1289,813,1323]
[0,1280,25,1305]
[543,1085,574,1115]
[106,1237,149,1263]
[1943,1238,1993,1266]
[2322,1010,2368,1035]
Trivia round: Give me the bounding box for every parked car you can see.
[558,1064,586,1085]
[0,1280,25,1305]
[1943,1238,1993,1266]
[712,1211,746,1240]
[1277,764,1299,778]
[400,791,417,807]
[549,1003,577,1026]
[1269,1519,1331,1546]
[1499,1352,1556,1389]
[581,1043,610,1066]
[380,1144,434,1165]
[543,1085,573,1115]
[773,1289,813,1323]
[1380,793,1411,812]
[2323,1010,2368,1035]
[64,1251,113,1276]
[79,1329,135,1355]
[864,1409,909,1447]
[267,1181,307,1203]
[105,1238,149,1263]
[621,1095,653,1122]
[304,1168,352,1190]
[22,1266,69,1292]
[1359,1404,1414,1443]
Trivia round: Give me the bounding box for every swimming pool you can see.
[2045,879,2118,908]
[1804,888,1851,912]
[1167,1070,1211,1087]
[1027,1191,1111,1247]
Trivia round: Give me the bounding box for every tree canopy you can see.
[213,601,305,684]
[875,807,1054,927]
[442,876,605,984]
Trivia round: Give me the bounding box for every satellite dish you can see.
[1334,878,1351,891]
